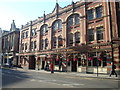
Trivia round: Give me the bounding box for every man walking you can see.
[110,62,117,77]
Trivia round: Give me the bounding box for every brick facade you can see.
[19,1,120,74]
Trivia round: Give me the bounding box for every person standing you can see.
[37,57,41,70]
[50,62,54,73]
[110,62,117,77]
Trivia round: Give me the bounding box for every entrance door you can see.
[71,60,77,72]
[41,61,45,69]
[29,55,36,70]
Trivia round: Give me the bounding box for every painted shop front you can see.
[34,44,113,74]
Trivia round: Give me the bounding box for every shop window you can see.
[97,26,104,40]
[75,32,80,43]
[88,28,94,41]
[96,6,102,18]
[93,58,97,66]
[68,61,70,66]
[87,9,94,20]
[88,60,92,66]
[78,58,81,66]
[55,58,59,65]
[81,59,86,66]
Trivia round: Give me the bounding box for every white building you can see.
[0,28,2,66]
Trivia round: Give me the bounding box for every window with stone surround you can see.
[52,20,62,31]
[45,38,48,49]
[31,41,33,50]
[95,6,102,18]
[34,41,36,49]
[26,31,28,38]
[40,24,48,35]
[22,32,25,39]
[25,43,27,50]
[31,28,37,36]
[96,26,104,40]
[88,28,94,41]
[22,43,24,50]
[67,14,80,28]
[53,37,57,48]
[41,39,44,50]
[87,9,94,20]
[58,35,63,47]
[75,32,80,43]
[69,33,73,46]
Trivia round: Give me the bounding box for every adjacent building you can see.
[19,0,120,74]
[0,28,2,65]
[2,20,20,66]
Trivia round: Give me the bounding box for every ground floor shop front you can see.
[18,43,120,74]
[1,52,19,67]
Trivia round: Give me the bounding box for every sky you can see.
[0,0,79,30]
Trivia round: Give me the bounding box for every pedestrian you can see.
[36,57,41,70]
[45,63,49,71]
[110,63,117,77]
[59,58,62,71]
[50,63,54,73]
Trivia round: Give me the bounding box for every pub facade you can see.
[19,0,120,74]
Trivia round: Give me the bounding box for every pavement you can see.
[11,67,120,80]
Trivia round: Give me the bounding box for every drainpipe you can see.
[108,1,114,65]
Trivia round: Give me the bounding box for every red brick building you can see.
[19,0,120,74]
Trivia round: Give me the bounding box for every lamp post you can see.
[96,52,99,77]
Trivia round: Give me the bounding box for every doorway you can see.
[29,55,36,70]
[41,61,45,69]
[71,60,77,72]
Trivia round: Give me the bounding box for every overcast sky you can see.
[0,0,79,30]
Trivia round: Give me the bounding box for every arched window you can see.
[58,35,63,47]
[69,33,73,46]
[52,20,62,31]
[53,37,57,48]
[40,24,48,35]
[67,14,80,28]
[75,32,80,43]
[45,38,48,49]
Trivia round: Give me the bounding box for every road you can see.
[2,68,119,89]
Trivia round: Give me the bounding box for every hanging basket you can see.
[98,57,103,61]
[73,58,78,61]
[88,57,92,61]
